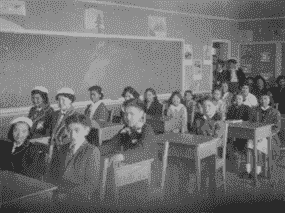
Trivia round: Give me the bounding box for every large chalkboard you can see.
[0,30,183,109]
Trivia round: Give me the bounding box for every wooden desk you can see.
[97,122,124,146]
[154,133,218,198]
[0,171,57,212]
[227,121,273,187]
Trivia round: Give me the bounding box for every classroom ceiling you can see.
[98,0,285,20]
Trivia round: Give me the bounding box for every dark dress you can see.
[225,68,246,93]
[0,139,40,178]
[192,113,222,137]
[226,104,253,122]
[272,87,285,114]
[144,100,164,134]
[28,105,54,139]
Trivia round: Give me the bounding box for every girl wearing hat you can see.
[28,86,54,139]
[84,85,108,123]
[0,117,34,176]
[47,88,80,166]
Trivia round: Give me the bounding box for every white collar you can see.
[171,103,184,111]
[222,92,229,99]
[261,106,270,111]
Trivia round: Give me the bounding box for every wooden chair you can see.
[107,109,114,123]
[101,156,154,207]
[215,121,229,193]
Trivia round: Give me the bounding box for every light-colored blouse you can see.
[166,104,187,133]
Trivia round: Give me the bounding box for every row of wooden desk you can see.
[2,120,274,211]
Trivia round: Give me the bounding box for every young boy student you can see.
[100,99,157,162]
[192,98,222,137]
[48,114,101,203]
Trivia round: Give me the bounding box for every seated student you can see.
[241,83,258,108]
[192,98,222,137]
[251,75,268,101]
[226,93,253,122]
[183,90,196,132]
[165,91,188,133]
[28,86,54,140]
[244,93,281,178]
[221,82,234,113]
[226,93,254,166]
[143,88,163,118]
[143,88,163,134]
[0,117,46,179]
[271,75,285,114]
[85,85,109,124]
[47,88,80,177]
[119,86,141,124]
[99,99,157,160]
[212,88,226,119]
[48,114,101,203]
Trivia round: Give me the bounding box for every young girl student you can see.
[28,86,54,140]
[244,93,281,179]
[84,85,109,124]
[165,91,188,133]
[0,117,46,179]
[212,88,226,120]
[183,90,196,132]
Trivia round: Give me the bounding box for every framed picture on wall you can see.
[184,44,193,65]
[193,59,202,80]
[148,16,167,38]
[203,45,212,65]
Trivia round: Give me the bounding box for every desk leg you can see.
[268,136,273,187]
[253,138,258,187]
[196,151,201,194]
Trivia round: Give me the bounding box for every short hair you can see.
[121,86,140,99]
[125,99,145,113]
[260,91,274,104]
[88,85,104,100]
[184,90,193,97]
[276,75,285,85]
[144,88,158,103]
[65,114,91,129]
[242,82,250,88]
[56,93,76,103]
[168,91,183,105]
[7,122,31,142]
[235,93,246,102]
[227,59,237,64]
[254,75,267,87]
[203,97,214,105]
[31,90,49,105]
[217,59,225,66]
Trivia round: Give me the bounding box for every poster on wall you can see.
[193,59,202,80]
[84,8,104,33]
[148,16,167,38]
[184,44,193,65]
[203,45,213,65]
[260,52,271,62]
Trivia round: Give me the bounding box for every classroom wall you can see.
[0,1,244,117]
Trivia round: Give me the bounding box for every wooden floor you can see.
[49,151,285,213]
[7,151,285,212]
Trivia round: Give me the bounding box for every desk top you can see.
[227,121,272,129]
[152,133,217,146]
[97,122,124,129]
[0,171,57,204]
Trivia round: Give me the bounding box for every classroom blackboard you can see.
[0,30,183,109]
